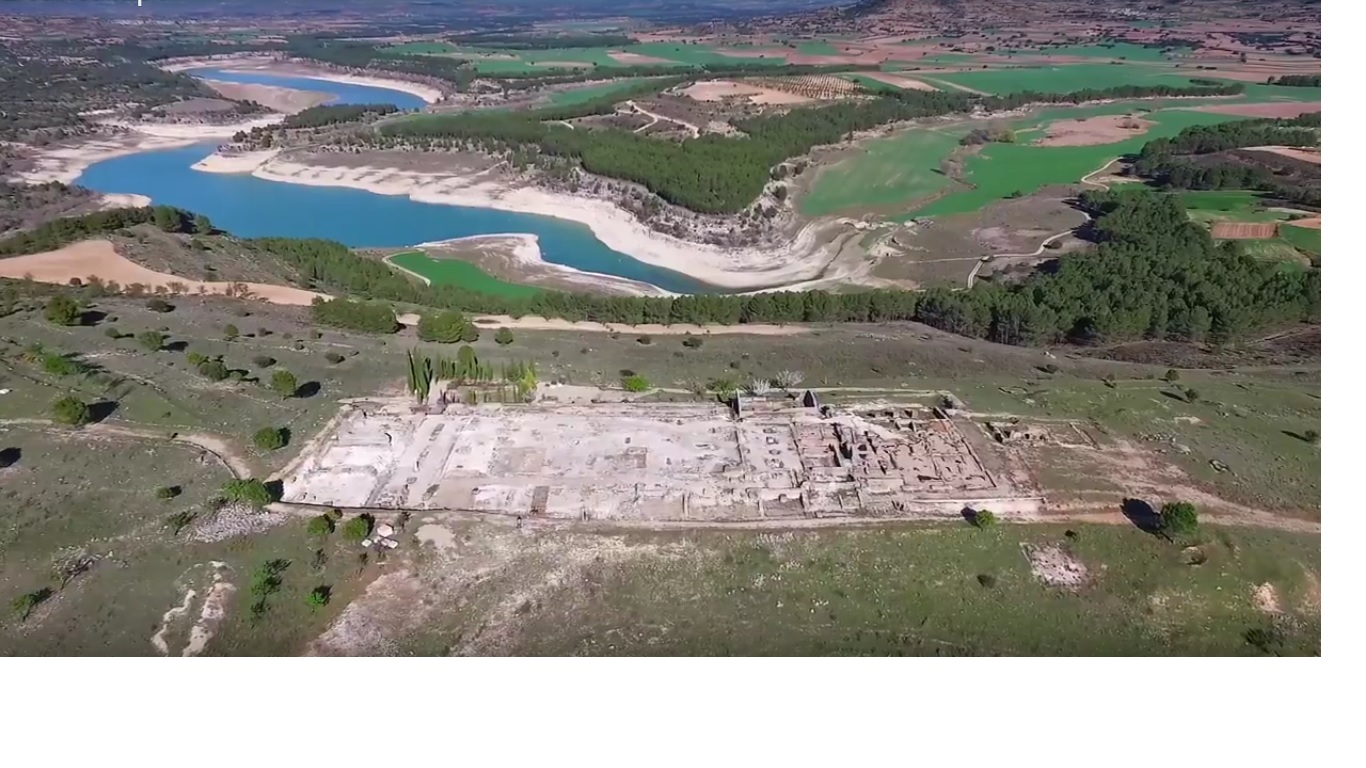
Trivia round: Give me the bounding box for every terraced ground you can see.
[384,42,792,74]
[926,65,1204,95]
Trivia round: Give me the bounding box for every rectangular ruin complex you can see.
[281,393,1040,522]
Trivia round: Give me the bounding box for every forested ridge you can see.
[376,81,1244,214]
[0,194,1315,348]
[1134,114,1321,206]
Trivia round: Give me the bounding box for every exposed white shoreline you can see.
[164,57,444,105]
[409,234,677,297]
[204,152,842,290]
[13,115,278,186]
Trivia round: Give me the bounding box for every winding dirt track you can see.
[963,158,1115,289]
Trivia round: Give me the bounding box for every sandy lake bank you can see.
[206,153,848,290]
[403,234,676,297]
[12,116,283,186]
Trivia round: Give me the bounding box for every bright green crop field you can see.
[910,108,1249,217]
[387,251,542,298]
[802,128,963,216]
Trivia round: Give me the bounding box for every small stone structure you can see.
[281,396,1039,522]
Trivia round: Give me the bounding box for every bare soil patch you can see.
[681,79,812,105]
[1210,222,1279,239]
[1284,216,1321,230]
[1035,114,1155,147]
[0,240,327,305]
[1252,582,1283,615]
[859,71,938,91]
[1186,102,1321,118]
[607,50,677,66]
[1245,146,1321,166]
[1021,543,1089,589]
[466,314,809,336]
[201,79,334,114]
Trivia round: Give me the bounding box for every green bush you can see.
[252,355,277,368]
[223,324,239,341]
[221,478,278,508]
[51,396,90,426]
[186,351,207,366]
[622,374,651,392]
[1160,501,1199,537]
[306,585,331,608]
[45,295,80,326]
[270,370,298,398]
[324,351,345,364]
[155,485,181,500]
[341,515,374,543]
[682,335,703,349]
[145,298,173,313]
[252,427,287,451]
[11,587,53,621]
[198,359,229,381]
[495,327,515,346]
[311,298,398,334]
[418,310,475,343]
[972,509,998,528]
[137,330,167,351]
[307,515,335,537]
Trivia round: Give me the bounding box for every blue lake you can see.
[74,69,710,293]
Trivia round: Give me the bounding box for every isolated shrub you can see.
[198,359,229,381]
[341,515,374,543]
[155,485,181,500]
[270,370,298,398]
[166,510,196,535]
[324,351,345,364]
[145,298,173,313]
[976,573,997,588]
[103,327,123,340]
[1042,363,1060,374]
[11,588,53,621]
[682,335,704,349]
[495,327,515,346]
[417,310,473,343]
[972,509,998,528]
[1160,502,1199,537]
[221,478,277,508]
[186,351,207,366]
[307,515,335,537]
[1303,429,1320,445]
[622,374,651,393]
[1164,368,1180,383]
[45,295,80,326]
[252,427,287,451]
[223,324,239,341]
[636,334,652,345]
[1183,387,1200,403]
[251,355,277,368]
[306,586,331,608]
[137,330,167,351]
[51,396,90,426]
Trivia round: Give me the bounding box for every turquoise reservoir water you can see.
[74,69,710,294]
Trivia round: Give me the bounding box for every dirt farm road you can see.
[964,158,1116,289]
